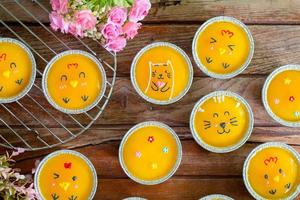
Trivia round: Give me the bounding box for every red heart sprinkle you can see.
[64,162,72,169]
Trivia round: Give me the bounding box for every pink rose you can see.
[105,36,127,52]
[101,23,122,40]
[49,11,69,33]
[129,0,151,22]
[122,21,141,39]
[74,10,97,30]
[69,22,84,37]
[108,7,128,25]
[50,0,68,14]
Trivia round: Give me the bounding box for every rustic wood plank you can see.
[1,25,300,77]
[2,0,300,24]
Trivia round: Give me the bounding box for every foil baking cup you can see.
[262,64,300,127]
[192,16,254,79]
[199,194,234,200]
[131,42,193,105]
[0,37,36,103]
[243,142,300,200]
[34,150,98,200]
[123,198,147,200]
[119,121,182,185]
[42,50,107,114]
[190,90,254,153]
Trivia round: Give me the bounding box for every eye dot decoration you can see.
[244,142,300,200]
[131,42,193,105]
[34,150,97,200]
[190,91,253,153]
[119,121,182,185]
[42,50,107,114]
[263,65,300,127]
[192,16,254,79]
[0,38,36,103]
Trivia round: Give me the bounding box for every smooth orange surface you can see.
[195,21,250,75]
[247,147,300,199]
[46,53,103,110]
[38,153,95,200]
[267,70,300,122]
[122,125,179,181]
[0,42,33,99]
[193,95,250,148]
[134,45,191,101]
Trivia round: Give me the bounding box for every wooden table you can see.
[1,0,300,199]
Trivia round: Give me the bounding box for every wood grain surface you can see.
[0,0,300,199]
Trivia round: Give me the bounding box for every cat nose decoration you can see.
[69,80,78,88]
[273,175,280,183]
[219,47,226,55]
[59,182,70,191]
[220,122,226,128]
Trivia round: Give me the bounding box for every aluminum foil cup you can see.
[42,50,106,114]
[192,16,254,79]
[262,65,300,127]
[243,142,300,200]
[199,194,234,200]
[131,42,193,105]
[34,150,98,200]
[123,198,147,200]
[119,121,182,185]
[190,91,254,153]
[0,38,36,103]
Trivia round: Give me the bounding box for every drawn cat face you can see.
[149,60,173,93]
[247,147,300,199]
[193,93,251,149]
[195,20,251,76]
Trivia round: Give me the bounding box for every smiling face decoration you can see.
[193,17,253,78]
[245,144,300,199]
[43,51,106,114]
[131,42,193,104]
[0,38,36,103]
[35,150,97,200]
[191,91,253,153]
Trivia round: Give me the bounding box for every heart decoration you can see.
[156,81,165,88]
[64,162,72,169]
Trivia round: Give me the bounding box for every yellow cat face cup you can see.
[131,42,193,105]
[262,65,300,127]
[119,121,182,185]
[190,91,254,153]
[243,142,300,200]
[42,50,106,114]
[0,38,36,103]
[192,16,254,79]
[34,150,97,200]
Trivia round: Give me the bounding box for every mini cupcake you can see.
[34,150,97,200]
[262,65,300,127]
[42,50,106,114]
[190,91,254,153]
[192,16,254,79]
[0,38,36,103]
[119,121,182,185]
[200,194,234,200]
[243,142,300,200]
[131,42,193,105]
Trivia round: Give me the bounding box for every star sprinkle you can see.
[289,96,295,102]
[294,111,300,118]
[162,147,169,154]
[148,136,154,143]
[274,98,280,105]
[284,78,292,85]
[135,151,142,158]
[151,162,158,170]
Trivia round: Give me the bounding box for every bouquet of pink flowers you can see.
[49,0,151,52]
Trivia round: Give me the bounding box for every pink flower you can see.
[105,36,127,52]
[50,0,68,14]
[101,23,122,40]
[108,7,128,25]
[11,148,25,157]
[74,10,97,30]
[129,0,151,22]
[49,11,69,33]
[123,21,141,39]
[69,22,84,37]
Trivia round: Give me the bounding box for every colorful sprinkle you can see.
[284,78,292,85]
[289,96,295,102]
[294,111,300,118]
[135,151,142,158]
[162,147,169,153]
[64,162,72,169]
[148,136,154,143]
[150,162,158,169]
[274,98,280,105]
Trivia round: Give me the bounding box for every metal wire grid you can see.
[0,0,117,150]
